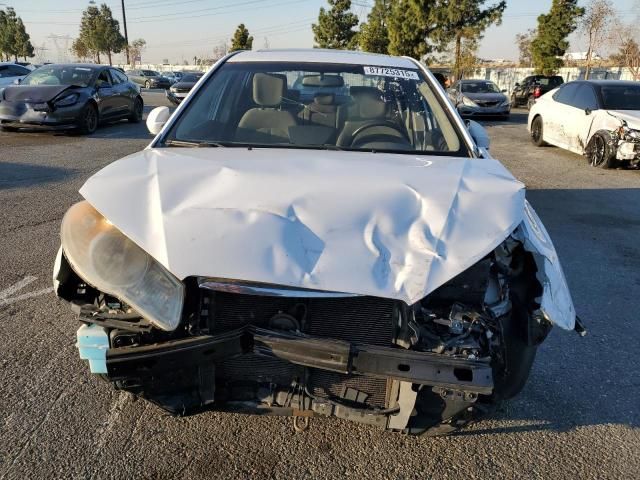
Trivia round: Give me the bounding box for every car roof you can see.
[458,79,495,83]
[33,63,104,70]
[228,48,418,69]
[580,80,640,87]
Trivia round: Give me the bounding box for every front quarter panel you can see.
[514,201,576,330]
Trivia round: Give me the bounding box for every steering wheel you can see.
[346,120,410,148]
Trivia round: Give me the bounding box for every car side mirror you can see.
[13,78,21,85]
[501,89,507,93]
[585,108,592,116]
[515,82,520,87]
[466,120,491,150]
[146,106,171,135]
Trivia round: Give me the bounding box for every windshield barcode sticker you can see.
[363,66,420,80]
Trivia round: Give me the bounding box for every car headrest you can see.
[358,92,387,119]
[313,93,335,105]
[253,73,287,107]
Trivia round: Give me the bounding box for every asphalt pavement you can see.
[0,98,638,479]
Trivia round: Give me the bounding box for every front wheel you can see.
[530,116,545,146]
[128,97,143,123]
[586,131,617,169]
[77,103,98,134]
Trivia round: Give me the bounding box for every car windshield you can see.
[164,61,466,155]
[461,81,501,94]
[181,73,203,82]
[601,84,640,110]
[143,70,158,76]
[21,65,94,87]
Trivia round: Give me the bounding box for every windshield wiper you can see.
[164,139,229,148]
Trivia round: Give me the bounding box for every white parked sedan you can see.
[0,62,31,86]
[54,49,581,436]
[528,80,640,168]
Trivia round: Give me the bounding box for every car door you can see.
[108,68,132,116]
[564,83,599,153]
[94,69,117,119]
[543,83,579,149]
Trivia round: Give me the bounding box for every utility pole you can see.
[121,0,130,64]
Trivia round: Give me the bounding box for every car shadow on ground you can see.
[0,161,75,190]
[452,187,640,437]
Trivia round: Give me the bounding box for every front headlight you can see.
[60,201,184,331]
[54,93,79,107]
[462,96,478,107]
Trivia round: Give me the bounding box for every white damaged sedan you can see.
[54,49,583,435]
[528,80,640,168]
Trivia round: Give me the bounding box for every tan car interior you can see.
[235,72,410,148]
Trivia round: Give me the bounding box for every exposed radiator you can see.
[203,290,396,407]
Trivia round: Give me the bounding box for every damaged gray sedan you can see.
[54,49,583,435]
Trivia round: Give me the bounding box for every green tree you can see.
[0,8,19,61]
[0,10,11,61]
[312,0,359,49]
[429,0,506,80]
[229,24,253,52]
[359,0,391,54]
[71,37,91,62]
[531,0,584,75]
[78,5,103,63]
[387,0,432,58]
[14,17,34,61]
[97,4,126,65]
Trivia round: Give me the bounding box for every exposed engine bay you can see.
[57,231,561,435]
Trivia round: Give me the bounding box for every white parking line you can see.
[0,276,53,307]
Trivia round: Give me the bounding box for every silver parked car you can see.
[448,79,511,119]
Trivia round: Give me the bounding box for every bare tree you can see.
[580,0,615,79]
[515,29,536,67]
[609,21,640,80]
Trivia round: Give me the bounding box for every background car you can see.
[528,80,640,169]
[0,62,32,86]
[0,64,143,134]
[125,69,171,89]
[447,79,510,118]
[512,75,564,109]
[162,71,183,84]
[166,72,203,104]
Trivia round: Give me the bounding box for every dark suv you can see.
[512,75,564,109]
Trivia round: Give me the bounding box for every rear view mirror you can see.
[146,106,171,135]
[466,120,490,150]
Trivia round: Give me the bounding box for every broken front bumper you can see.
[79,324,493,430]
[0,101,82,129]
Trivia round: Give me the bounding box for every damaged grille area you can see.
[203,290,396,407]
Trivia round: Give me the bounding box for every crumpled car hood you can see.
[607,110,640,129]
[80,148,527,307]
[1,84,75,103]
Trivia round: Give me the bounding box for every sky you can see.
[5,0,639,65]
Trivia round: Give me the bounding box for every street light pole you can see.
[121,0,130,65]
